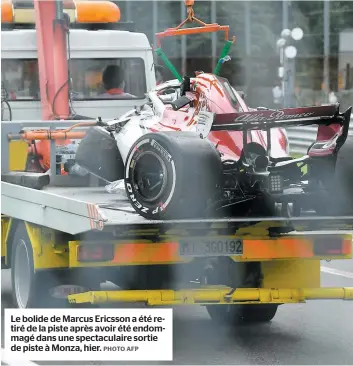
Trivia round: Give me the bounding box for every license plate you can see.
[179,237,243,257]
[58,154,76,160]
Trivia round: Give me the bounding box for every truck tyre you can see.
[124,132,223,220]
[205,259,278,325]
[207,303,278,325]
[11,224,100,308]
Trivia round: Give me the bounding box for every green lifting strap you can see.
[214,39,233,76]
[155,47,183,82]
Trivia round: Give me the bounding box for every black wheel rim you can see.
[131,151,168,202]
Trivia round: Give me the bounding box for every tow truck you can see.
[1,0,353,325]
[1,0,156,122]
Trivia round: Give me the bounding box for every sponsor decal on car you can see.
[125,182,150,214]
[150,139,172,162]
[233,110,315,123]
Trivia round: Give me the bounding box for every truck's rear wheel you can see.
[124,132,223,220]
[207,303,278,324]
[11,224,100,308]
[205,258,278,325]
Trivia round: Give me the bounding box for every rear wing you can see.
[210,104,352,155]
[212,104,351,130]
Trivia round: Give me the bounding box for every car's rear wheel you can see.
[328,134,353,215]
[124,132,223,220]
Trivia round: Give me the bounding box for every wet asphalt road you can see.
[1,259,353,365]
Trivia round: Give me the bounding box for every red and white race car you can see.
[75,74,352,220]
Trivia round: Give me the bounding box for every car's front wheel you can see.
[124,132,223,220]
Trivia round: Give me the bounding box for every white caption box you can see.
[4,308,173,361]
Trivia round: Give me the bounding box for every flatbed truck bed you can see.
[2,182,144,235]
[3,181,353,235]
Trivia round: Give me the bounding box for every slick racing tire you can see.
[124,132,223,220]
[75,126,124,183]
[328,134,353,215]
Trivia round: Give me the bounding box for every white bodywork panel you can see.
[110,82,193,164]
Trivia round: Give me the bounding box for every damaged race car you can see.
[74,74,353,220]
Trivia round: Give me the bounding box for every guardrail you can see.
[287,114,353,155]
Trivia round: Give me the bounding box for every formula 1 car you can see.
[74,74,353,220]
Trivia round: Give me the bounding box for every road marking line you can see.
[1,349,38,366]
[321,266,353,279]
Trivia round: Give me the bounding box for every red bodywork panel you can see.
[148,74,289,161]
